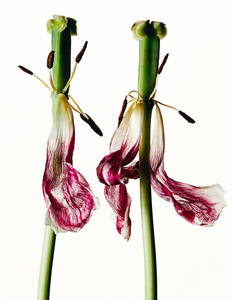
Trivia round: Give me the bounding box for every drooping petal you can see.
[46,93,75,180]
[43,93,97,232]
[110,101,142,158]
[104,184,131,240]
[150,105,225,225]
[97,101,142,185]
[96,148,123,185]
[43,163,97,232]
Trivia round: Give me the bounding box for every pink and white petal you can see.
[97,149,123,185]
[104,184,132,240]
[151,168,225,225]
[116,205,131,240]
[96,102,142,185]
[110,101,142,160]
[43,163,97,232]
[48,94,75,164]
[121,161,140,180]
[150,104,165,171]
[45,94,76,182]
[150,105,225,225]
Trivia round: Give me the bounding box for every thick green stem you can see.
[37,226,56,300]
[37,16,77,300]
[137,25,160,300]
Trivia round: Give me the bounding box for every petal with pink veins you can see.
[43,163,97,232]
[97,101,142,185]
[43,93,97,232]
[104,184,131,240]
[150,105,225,225]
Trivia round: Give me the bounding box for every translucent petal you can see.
[97,102,142,185]
[104,184,131,240]
[150,105,225,225]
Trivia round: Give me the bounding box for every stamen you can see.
[128,97,137,103]
[62,41,88,93]
[149,55,169,100]
[33,75,53,91]
[80,113,103,136]
[178,111,195,123]
[118,97,128,127]
[62,64,77,93]
[156,100,195,124]
[126,90,143,100]
[68,102,81,113]
[19,65,52,91]
[158,53,169,74]
[149,88,157,100]
[49,72,55,91]
[75,41,88,63]
[68,95,85,115]
[47,51,55,69]
[18,65,33,75]
[155,100,177,111]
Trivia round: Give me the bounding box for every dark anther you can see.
[158,53,169,74]
[75,41,88,63]
[18,65,33,75]
[178,111,195,123]
[118,97,128,127]
[47,51,55,69]
[80,113,103,136]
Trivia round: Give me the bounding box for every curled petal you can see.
[121,161,140,180]
[150,105,225,225]
[97,149,123,185]
[97,102,142,185]
[104,184,131,240]
[43,163,97,232]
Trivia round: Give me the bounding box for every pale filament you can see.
[49,71,55,91]
[149,87,157,100]
[68,95,89,119]
[127,97,137,104]
[33,74,53,92]
[155,100,178,111]
[127,90,143,100]
[68,102,80,113]
[62,63,78,93]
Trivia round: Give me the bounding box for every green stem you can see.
[37,226,56,300]
[37,16,77,300]
[137,25,160,300]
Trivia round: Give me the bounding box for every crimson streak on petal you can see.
[150,105,225,225]
[43,93,97,232]
[96,102,142,239]
[105,184,132,240]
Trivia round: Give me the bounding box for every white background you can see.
[1,0,232,299]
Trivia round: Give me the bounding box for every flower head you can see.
[19,42,102,233]
[43,93,98,232]
[97,94,225,240]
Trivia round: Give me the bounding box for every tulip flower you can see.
[97,96,225,239]
[42,92,99,232]
[19,49,101,233]
[97,20,225,300]
[19,15,102,300]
